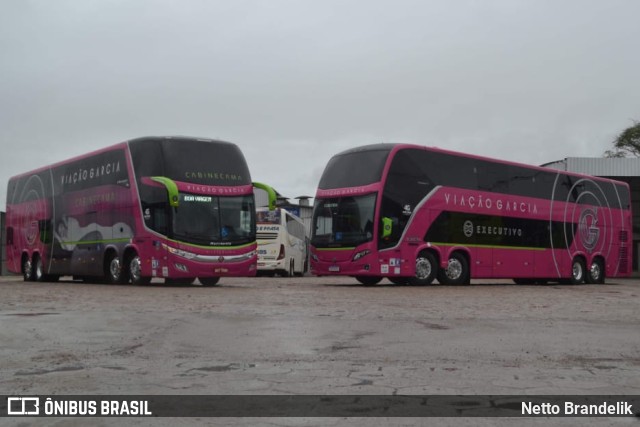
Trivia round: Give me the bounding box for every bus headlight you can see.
[163,244,197,260]
[311,253,319,262]
[352,250,370,262]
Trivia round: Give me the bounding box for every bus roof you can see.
[330,142,629,190]
[7,136,238,181]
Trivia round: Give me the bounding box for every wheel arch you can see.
[123,244,140,262]
[414,244,442,267]
[103,246,120,263]
[438,246,472,269]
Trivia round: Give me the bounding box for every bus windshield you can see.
[173,193,255,246]
[311,194,377,247]
[318,147,391,189]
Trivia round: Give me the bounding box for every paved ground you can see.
[1,275,639,426]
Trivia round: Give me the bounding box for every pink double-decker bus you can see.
[5,136,273,286]
[310,144,632,285]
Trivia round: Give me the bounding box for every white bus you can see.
[256,207,307,277]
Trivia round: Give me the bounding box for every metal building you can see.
[1,211,7,276]
[543,157,640,272]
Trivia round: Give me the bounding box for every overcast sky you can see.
[2,0,640,211]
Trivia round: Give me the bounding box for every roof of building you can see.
[542,157,640,177]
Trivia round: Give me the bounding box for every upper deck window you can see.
[318,148,392,190]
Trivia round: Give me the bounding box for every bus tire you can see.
[355,276,382,286]
[570,257,586,285]
[105,252,124,284]
[586,258,605,284]
[127,253,151,286]
[409,251,437,286]
[437,252,470,285]
[200,277,220,287]
[22,255,33,282]
[33,254,44,282]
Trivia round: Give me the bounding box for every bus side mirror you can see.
[253,182,277,211]
[147,176,180,208]
[381,217,393,239]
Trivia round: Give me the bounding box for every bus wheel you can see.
[586,258,605,284]
[570,257,586,285]
[128,254,151,285]
[33,255,44,282]
[200,277,220,287]
[289,259,295,277]
[355,276,382,286]
[437,252,470,285]
[409,252,437,285]
[105,252,124,284]
[22,256,33,282]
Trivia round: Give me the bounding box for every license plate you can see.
[329,266,340,272]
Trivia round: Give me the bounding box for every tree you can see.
[605,120,640,157]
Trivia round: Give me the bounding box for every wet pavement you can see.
[1,275,639,426]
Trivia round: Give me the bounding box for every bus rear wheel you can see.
[105,252,124,284]
[437,252,470,285]
[127,254,151,286]
[22,256,33,282]
[409,251,437,285]
[280,259,295,277]
[586,258,605,284]
[570,257,586,285]
[33,255,45,282]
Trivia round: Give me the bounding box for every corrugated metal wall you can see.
[1,211,6,276]
[544,157,640,177]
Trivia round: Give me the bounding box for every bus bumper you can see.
[257,259,286,272]
[310,247,411,277]
[310,251,379,277]
[152,245,258,278]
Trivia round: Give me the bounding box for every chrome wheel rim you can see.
[415,257,432,280]
[24,260,32,280]
[446,258,463,280]
[130,257,142,283]
[573,261,584,281]
[109,258,121,281]
[590,263,601,282]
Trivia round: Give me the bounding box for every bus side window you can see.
[286,214,305,240]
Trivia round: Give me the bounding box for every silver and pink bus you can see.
[5,136,273,286]
[310,144,632,285]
